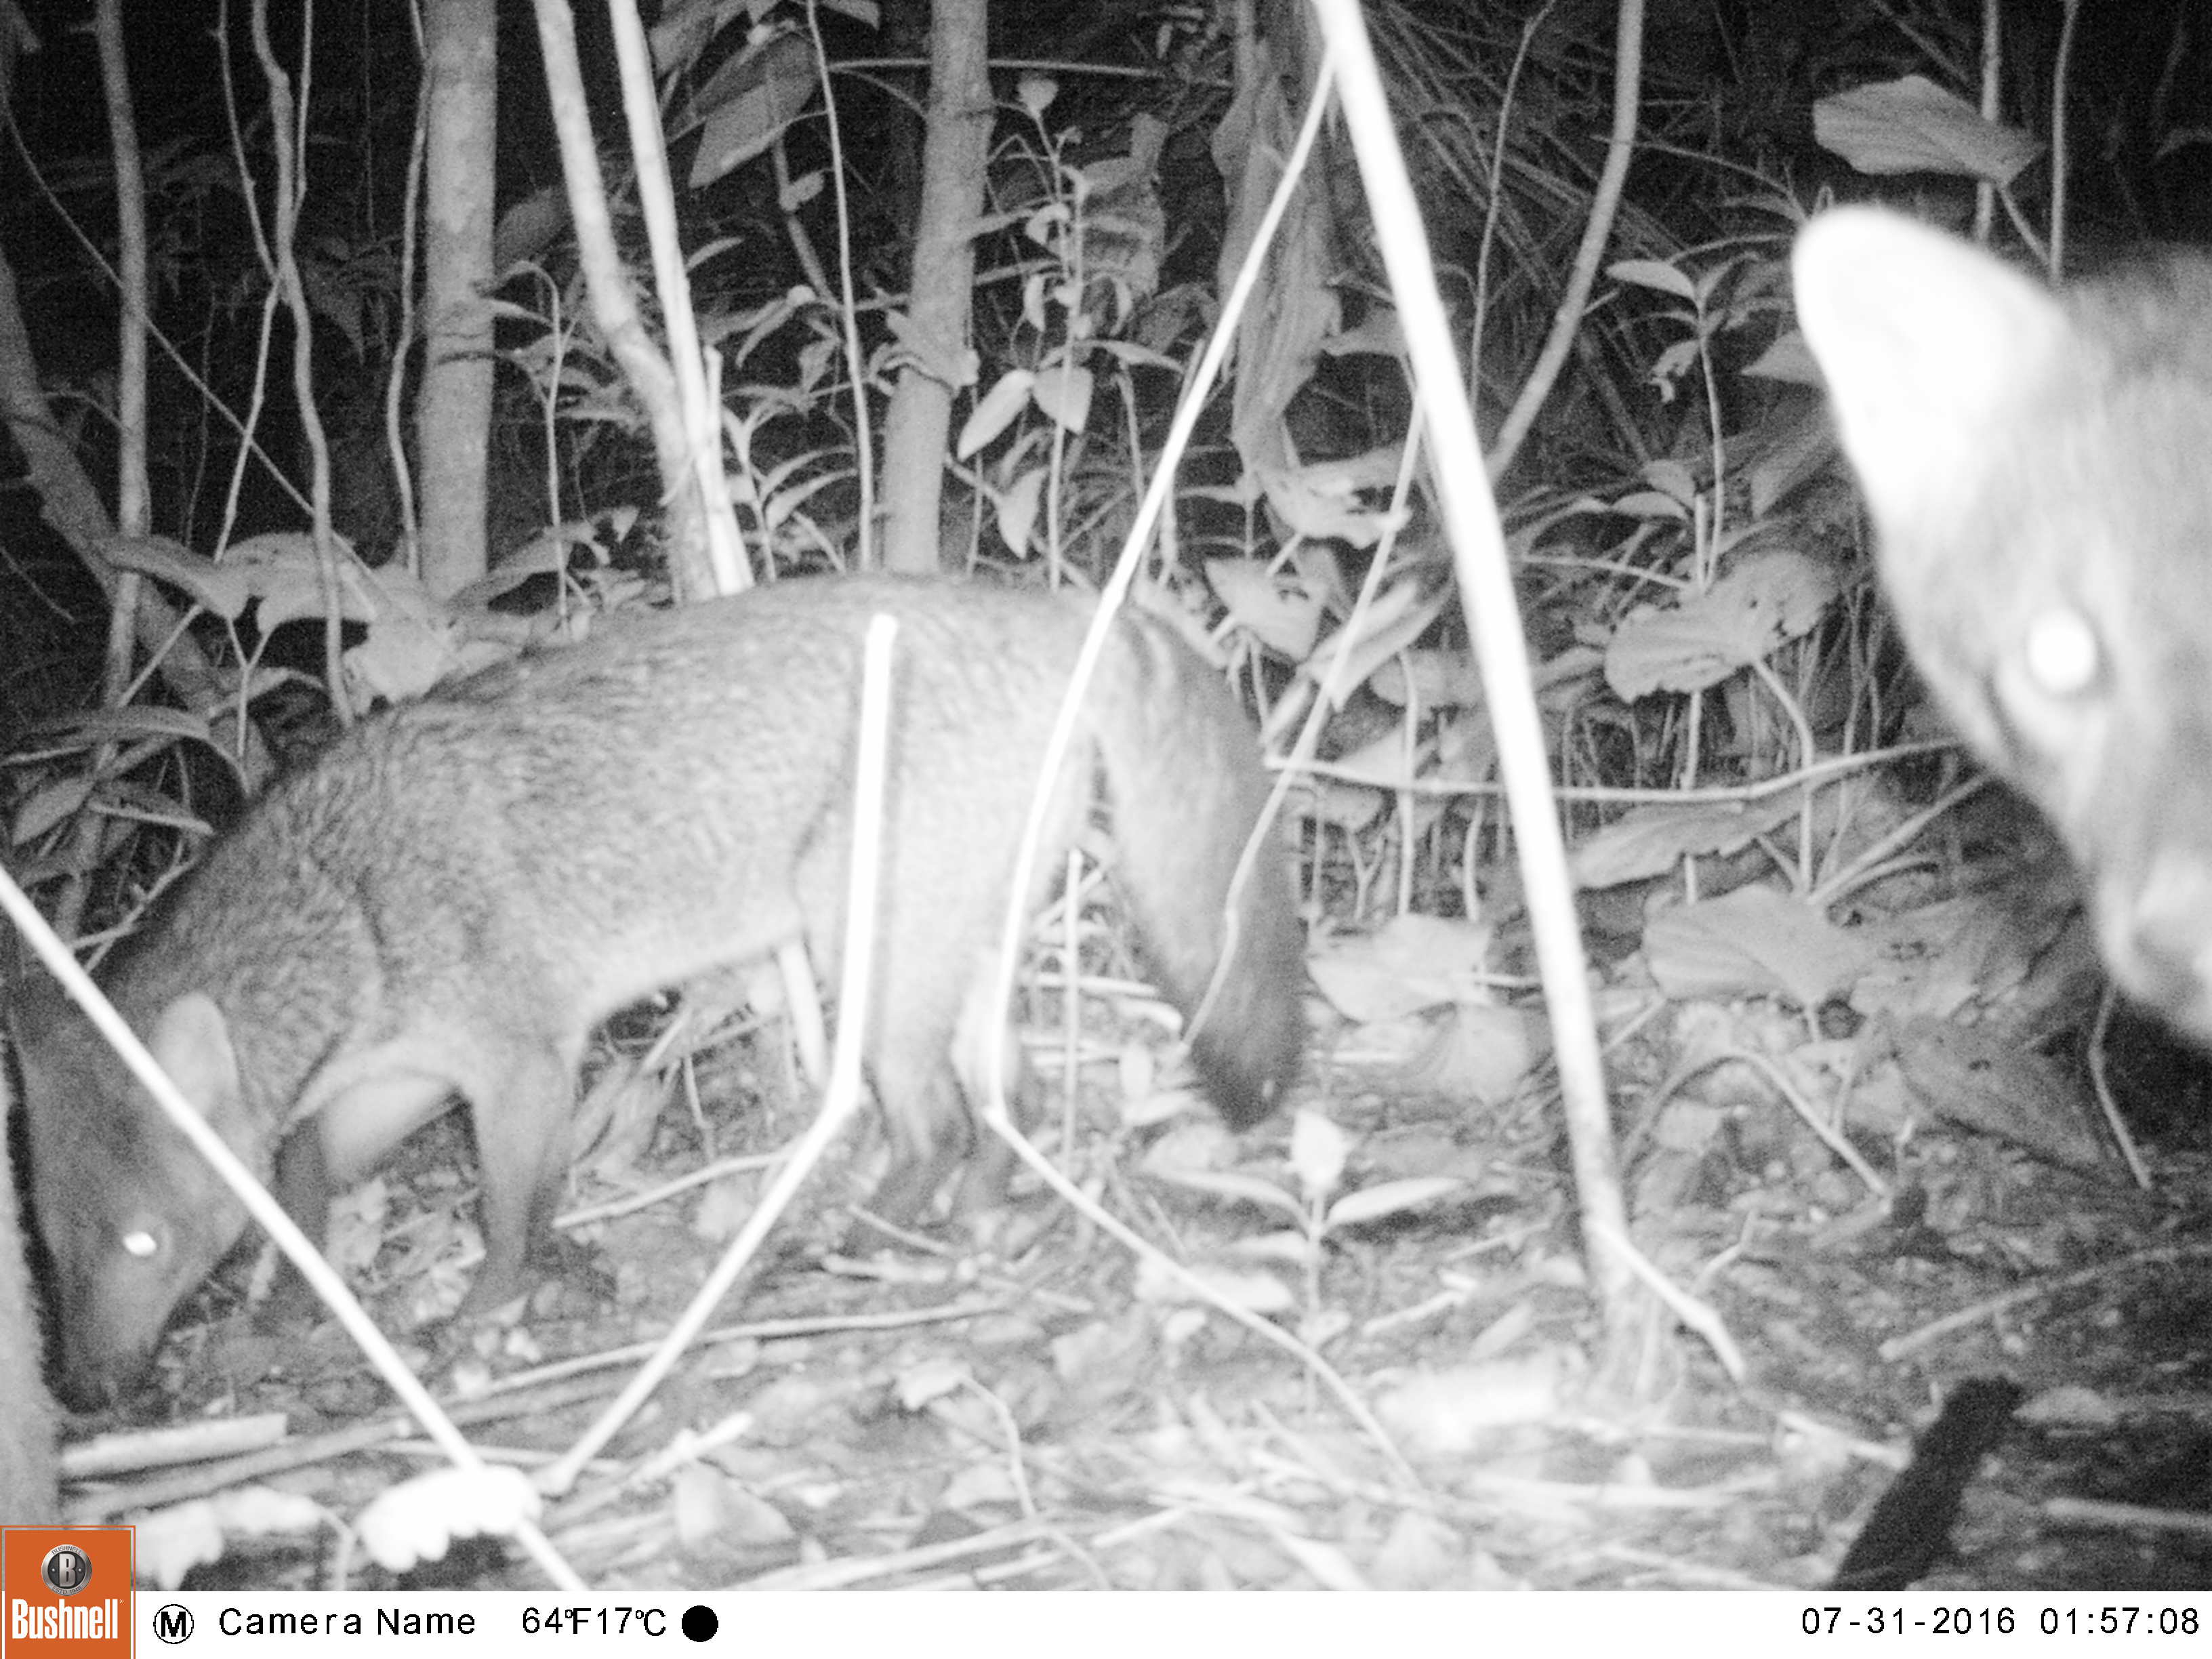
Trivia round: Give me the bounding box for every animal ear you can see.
[148,993,245,1128]
[1793,209,2068,552]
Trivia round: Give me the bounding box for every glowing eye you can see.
[121,1231,159,1260]
[2022,607,2100,697]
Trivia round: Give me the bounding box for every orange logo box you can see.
[1,1529,130,1658]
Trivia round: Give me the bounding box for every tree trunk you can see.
[415,0,498,597]
[880,0,991,575]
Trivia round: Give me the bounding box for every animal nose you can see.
[2106,853,2212,1042]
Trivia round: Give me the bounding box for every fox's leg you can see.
[256,1127,336,1326]
[457,1042,581,1317]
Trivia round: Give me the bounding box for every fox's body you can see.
[16,577,1303,1407]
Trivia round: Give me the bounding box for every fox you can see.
[11,575,1305,1409]
[1793,209,2212,1046]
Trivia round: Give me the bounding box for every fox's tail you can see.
[1091,615,1304,1127]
